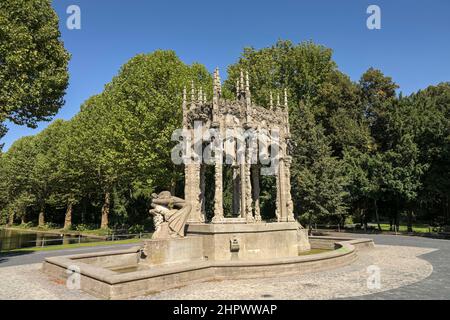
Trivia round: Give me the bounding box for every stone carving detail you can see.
[244,153,254,222]
[149,191,192,239]
[212,158,224,223]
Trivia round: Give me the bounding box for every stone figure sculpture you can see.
[149,191,192,239]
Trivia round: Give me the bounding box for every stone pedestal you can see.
[186,222,308,261]
[142,222,310,267]
[297,228,311,252]
[141,236,204,266]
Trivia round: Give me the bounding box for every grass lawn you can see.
[1,238,144,254]
[377,223,431,233]
[1,224,154,238]
[2,225,111,237]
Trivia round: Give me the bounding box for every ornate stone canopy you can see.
[182,69,295,224]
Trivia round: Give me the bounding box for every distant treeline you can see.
[1,41,449,232]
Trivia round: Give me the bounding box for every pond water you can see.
[298,248,332,256]
[0,228,100,251]
[108,265,150,273]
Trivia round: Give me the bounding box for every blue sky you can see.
[2,0,450,150]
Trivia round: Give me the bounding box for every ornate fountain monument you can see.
[143,69,310,264]
[42,69,374,300]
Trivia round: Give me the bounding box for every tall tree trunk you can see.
[407,208,413,232]
[395,198,400,231]
[21,214,26,225]
[100,192,110,229]
[82,197,86,224]
[446,195,449,225]
[7,210,14,227]
[38,204,45,227]
[374,199,382,231]
[308,215,313,235]
[360,208,366,231]
[364,200,369,231]
[64,201,73,230]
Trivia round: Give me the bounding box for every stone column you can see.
[240,163,246,219]
[245,155,254,222]
[200,164,206,217]
[275,178,281,221]
[274,143,282,222]
[276,136,294,222]
[278,157,288,222]
[212,159,224,223]
[232,166,240,216]
[251,165,261,222]
[186,163,204,223]
[285,156,295,222]
[184,129,192,221]
[185,128,204,223]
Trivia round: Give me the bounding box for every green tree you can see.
[359,67,399,148]
[29,119,68,226]
[291,102,349,226]
[338,68,401,230]
[225,40,350,223]
[411,84,450,226]
[61,94,113,229]
[343,147,384,230]
[381,85,449,231]
[0,153,9,223]
[48,119,84,229]
[224,40,337,108]
[0,0,70,142]
[61,51,212,229]
[1,136,37,225]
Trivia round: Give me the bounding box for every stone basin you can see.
[42,235,374,299]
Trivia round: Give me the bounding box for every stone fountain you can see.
[42,69,373,299]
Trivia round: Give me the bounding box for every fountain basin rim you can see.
[43,237,373,286]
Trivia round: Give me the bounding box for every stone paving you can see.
[341,233,450,300]
[138,245,434,300]
[0,243,436,300]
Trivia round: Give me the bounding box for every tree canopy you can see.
[0,0,70,145]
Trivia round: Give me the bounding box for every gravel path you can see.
[0,244,435,300]
[137,245,435,300]
[0,263,96,300]
[336,233,450,299]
